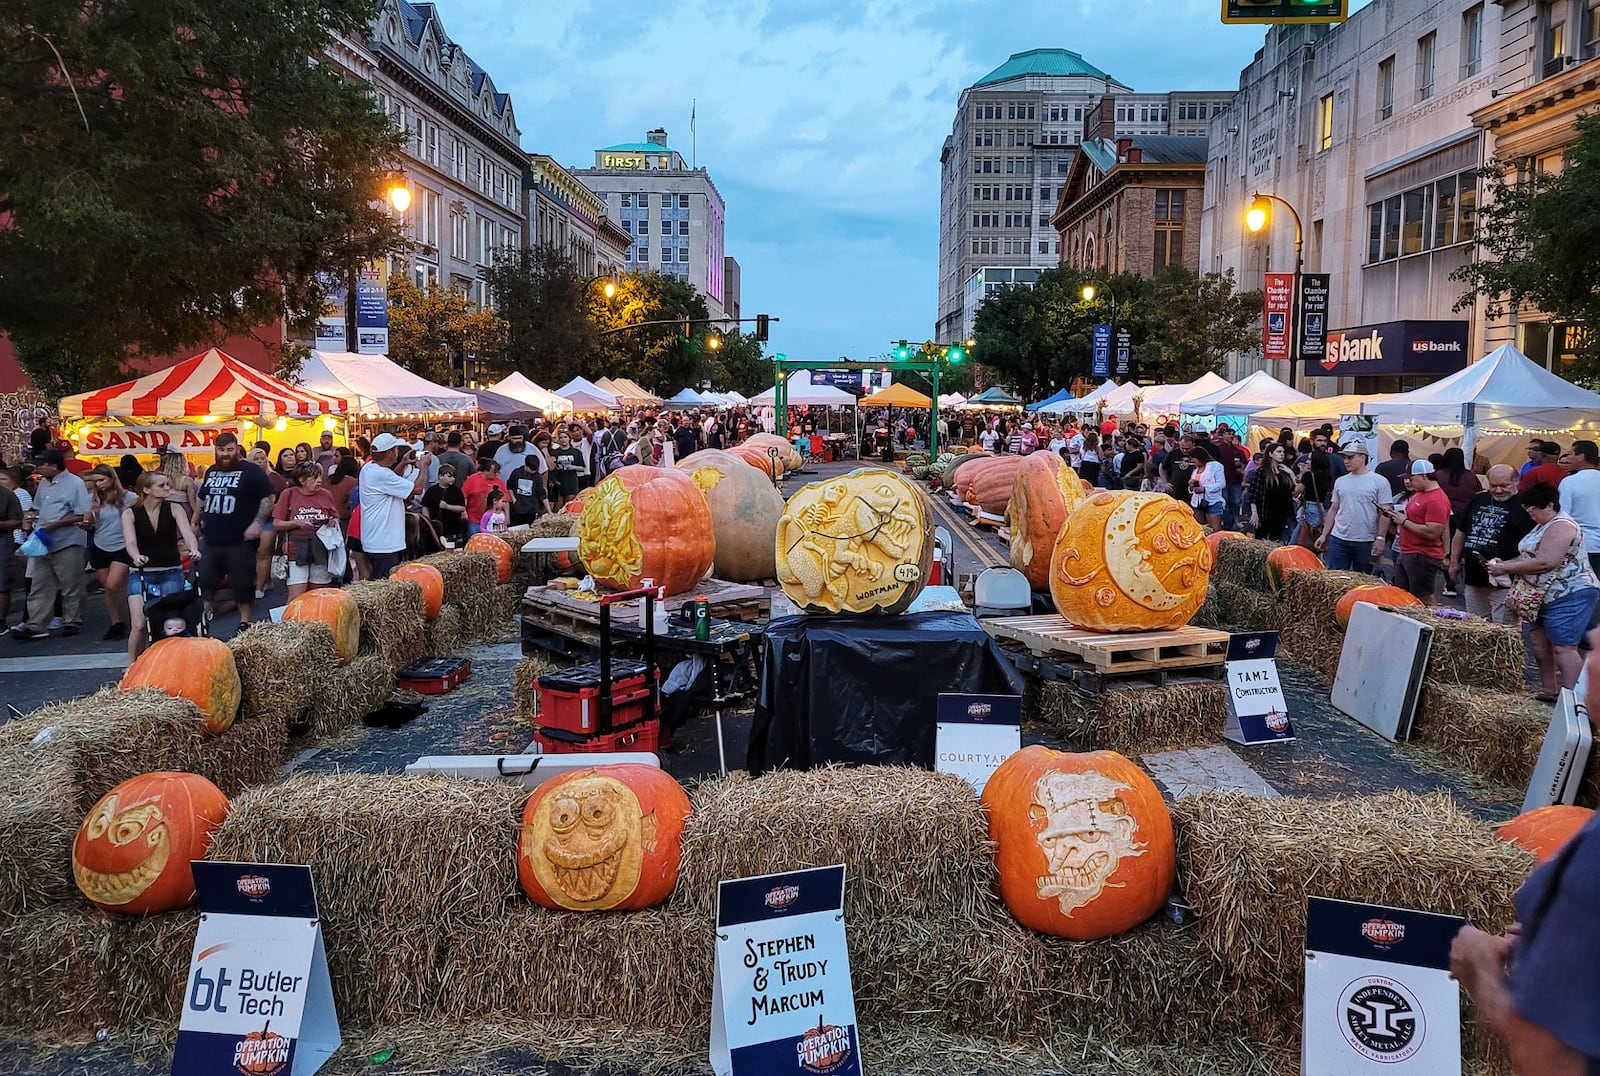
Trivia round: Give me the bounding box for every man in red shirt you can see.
[1384,459,1451,604]
[1520,440,1567,492]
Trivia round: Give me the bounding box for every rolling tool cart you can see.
[533,586,663,754]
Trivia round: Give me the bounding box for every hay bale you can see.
[307,654,394,738]
[415,550,499,609]
[675,768,996,925]
[426,604,467,655]
[1211,538,1277,590]
[460,583,519,643]
[1277,570,1374,675]
[1024,680,1225,755]
[512,654,555,723]
[193,712,289,799]
[504,516,579,592]
[229,620,338,725]
[1414,684,1548,789]
[1228,584,1277,633]
[345,579,428,672]
[0,753,77,914]
[1396,608,1526,690]
[1174,790,1529,1042]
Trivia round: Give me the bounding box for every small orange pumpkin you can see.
[120,637,240,735]
[466,532,514,584]
[1497,805,1594,863]
[1049,491,1212,632]
[1008,453,1087,590]
[72,772,229,915]
[1264,544,1323,597]
[517,764,691,911]
[283,588,361,664]
[1334,583,1424,629]
[393,562,445,621]
[578,466,716,595]
[560,487,593,515]
[982,746,1176,939]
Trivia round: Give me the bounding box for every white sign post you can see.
[1222,632,1295,744]
[711,865,861,1076]
[1303,897,1463,1075]
[172,863,339,1076]
[935,693,1022,795]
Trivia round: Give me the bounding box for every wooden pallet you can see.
[522,577,768,629]
[983,616,1228,673]
[1002,646,1224,693]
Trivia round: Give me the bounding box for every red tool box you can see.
[396,657,473,695]
[534,585,663,755]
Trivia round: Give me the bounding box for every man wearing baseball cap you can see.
[360,433,428,579]
[1316,440,1394,574]
[1384,459,1451,604]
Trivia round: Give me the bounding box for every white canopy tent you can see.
[487,373,572,416]
[1098,381,1144,416]
[664,388,705,408]
[1138,372,1231,417]
[750,371,861,407]
[722,390,748,405]
[1360,344,1600,461]
[556,376,618,406]
[1252,393,1394,427]
[1035,380,1117,416]
[1180,369,1310,419]
[937,393,968,408]
[298,351,477,418]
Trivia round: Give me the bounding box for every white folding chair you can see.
[933,526,954,586]
[972,566,1032,618]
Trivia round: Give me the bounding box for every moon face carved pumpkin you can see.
[1049,491,1212,632]
[72,772,229,915]
[1008,453,1087,590]
[776,469,933,615]
[577,467,715,595]
[517,764,691,911]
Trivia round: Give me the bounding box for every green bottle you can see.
[692,595,710,641]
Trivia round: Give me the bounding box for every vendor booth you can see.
[1138,372,1230,421]
[487,373,572,416]
[58,347,349,462]
[966,386,1024,407]
[298,351,476,425]
[554,377,623,416]
[456,386,544,422]
[1180,369,1310,433]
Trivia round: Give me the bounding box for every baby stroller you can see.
[138,565,207,643]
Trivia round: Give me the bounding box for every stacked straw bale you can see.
[229,620,339,725]
[1396,608,1526,690]
[0,751,77,913]
[415,550,499,610]
[512,655,555,723]
[426,604,468,655]
[345,579,428,672]
[1023,681,1225,755]
[1414,684,1549,790]
[1277,570,1376,677]
[306,654,396,739]
[1211,538,1276,590]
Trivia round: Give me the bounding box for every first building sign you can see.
[602,153,647,169]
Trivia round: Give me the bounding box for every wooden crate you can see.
[983,616,1228,673]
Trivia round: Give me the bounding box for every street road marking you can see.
[0,654,130,674]
[1141,745,1280,799]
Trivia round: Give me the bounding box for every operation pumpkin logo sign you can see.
[710,865,861,1076]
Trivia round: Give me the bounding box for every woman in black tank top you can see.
[121,471,201,659]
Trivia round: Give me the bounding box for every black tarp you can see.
[749,610,1024,773]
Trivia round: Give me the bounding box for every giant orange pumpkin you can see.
[560,488,592,515]
[282,588,361,664]
[956,455,1028,514]
[393,562,445,621]
[1049,491,1212,633]
[729,443,783,482]
[72,772,229,915]
[982,746,1176,939]
[679,450,786,582]
[517,764,691,911]
[776,468,933,614]
[1334,584,1424,630]
[578,466,716,595]
[742,433,803,473]
[120,637,240,735]
[466,532,514,584]
[1009,453,1087,590]
[1264,545,1323,597]
[1497,805,1595,863]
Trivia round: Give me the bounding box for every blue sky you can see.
[438,0,1346,366]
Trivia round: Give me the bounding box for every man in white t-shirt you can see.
[360,432,428,579]
[1561,439,1600,578]
[1315,440,1393,573]
[1066,425,1085,470]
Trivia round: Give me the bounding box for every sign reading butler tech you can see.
[1304,320,1469,378]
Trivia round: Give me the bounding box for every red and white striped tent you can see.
[59,348,348,420]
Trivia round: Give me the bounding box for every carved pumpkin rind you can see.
[283,588,361,664]
[1333,584,1424,630]
[1048,491,1212,633]
[517,764,691,911]
[775,468,933,615]
[982,746,1176,939]
[678,450,785,582]
[393,563,445,621]
[1008,453,1087,590]
[72,772,229,915]
[120,637,240,735]
[466,533,514,584]
[1497,805,1594,863]
[577,467,716,595]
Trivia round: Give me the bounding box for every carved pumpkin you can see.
[1204,530,1248,560]
[1009,453,1087,590]
[577,466,715,595]
[120,637,240,735]
[517,764,691,911]
[983,746,1175,939]
[776,468,933,615]
[742,433,803,473]
[1334,584,1424,629]
[1049,491,1212,633]
[393,562,445,621]
[72,772,229,915]
[729,443,783,481]
[234,1022,291,1074]
[283,588,361,664]
[466,532,514,584]
[679,449,785,582]
[1497,805,1595,863]
[1264,545,1323,597]
[956,455,1028,514]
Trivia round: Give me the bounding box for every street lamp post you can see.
[1081,283,1126,382]
[1245,192,1304,389]
[343,178,413,355]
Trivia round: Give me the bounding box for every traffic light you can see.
[680,315,691,338]
[1221,0,1347,24]
[946,345,965,364]
[894,340,911,361]
[755,313,769,342]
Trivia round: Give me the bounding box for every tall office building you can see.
[937,49,1232,340]
[571,129,730,319]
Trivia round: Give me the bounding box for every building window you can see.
[417,188,438,248]
[1544,2,1569,77]
[478,218,495,265]
[1416,33,1436,101]
[678,247,688,264]
[678,194,690,208]
[1318,93,1334,152]
[1377,56,1395,120]
[1365,171,1479,264]
[424,123,437,165]
[621,193,631,207]
[451,212,468,260]
[502,226,516,251]
[678,220,689,235]
[1401,186,1429,255]
[1586,0,1600,58]
[637,219,648,235]
[1462,5,1484,76]
[1154,189,1184,270]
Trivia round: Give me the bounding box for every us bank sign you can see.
[1305,320,1470,378]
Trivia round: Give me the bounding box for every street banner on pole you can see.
[1115,327,1132,375]
[354,267,388,355]
[1299,274,1330,363]
[1092,324,1111,378]
[1263,273,1294,361]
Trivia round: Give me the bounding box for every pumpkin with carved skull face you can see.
[71,772,230,915]
[1049,491,1212,632]
[517,765,690,911]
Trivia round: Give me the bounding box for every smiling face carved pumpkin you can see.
[72,772,230,915]
[517,764,691,911]
[1049,491,1212,632]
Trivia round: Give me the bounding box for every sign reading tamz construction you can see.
[1305,320,1469,379]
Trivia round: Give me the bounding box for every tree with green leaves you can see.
[482,245,598,387]
[386,278,507,386]
[0,0,406,397]
[1135,266,1262,382]
[1453,113,1600,377]
[971,265,1095,399]
[705,329,770,396]
[591,271,710,394]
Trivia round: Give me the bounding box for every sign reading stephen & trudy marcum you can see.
[1262,272,1295,362]
[1303,320,1470,379]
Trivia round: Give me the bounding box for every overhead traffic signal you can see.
[895,340,912,361]
[755,313,770,342]
[1221,0,1347,24]
[945,345,965,364]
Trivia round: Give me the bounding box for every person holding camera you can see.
[359,433,428,579]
